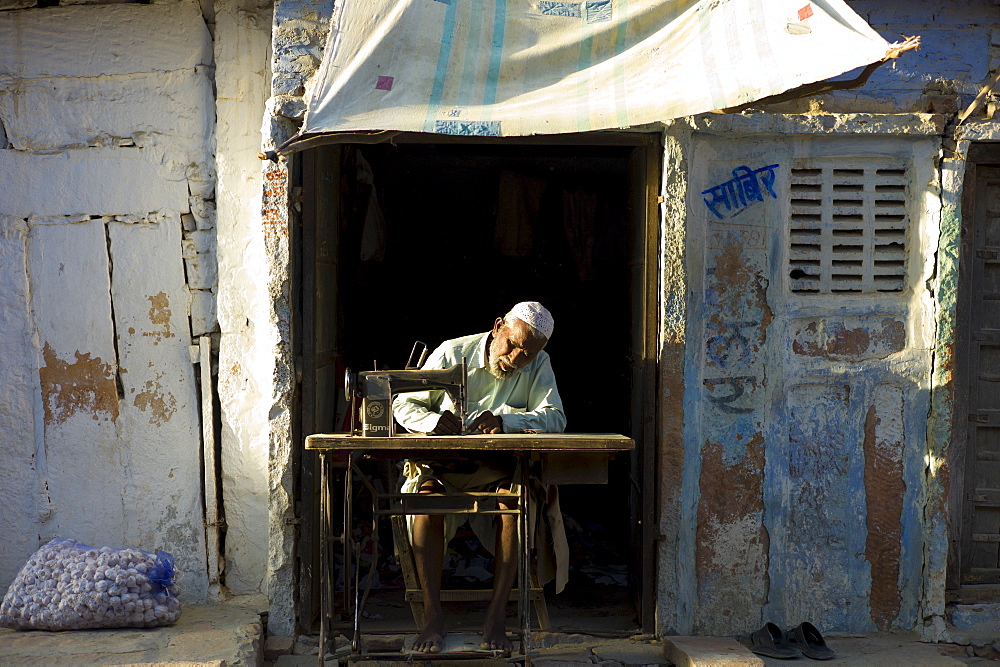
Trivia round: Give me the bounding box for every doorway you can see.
[952,143,1000,597]
[294,133,661,634]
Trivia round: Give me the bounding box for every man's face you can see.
[487,317,547,379]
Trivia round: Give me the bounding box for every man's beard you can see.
[487,336,516,379]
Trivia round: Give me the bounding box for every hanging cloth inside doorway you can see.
[494,170,546,257]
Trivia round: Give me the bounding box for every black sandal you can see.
[784,622,835,660]
[739,622,801,659]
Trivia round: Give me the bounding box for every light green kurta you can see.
[392,331,569,592]
[391,332,566,434]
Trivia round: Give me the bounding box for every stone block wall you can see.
[0,0,219,602]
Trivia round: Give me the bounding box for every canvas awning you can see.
[280,0,903,152]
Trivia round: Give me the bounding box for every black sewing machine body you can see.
[344,351,467,436]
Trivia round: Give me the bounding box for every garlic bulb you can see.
[0,538,181,630]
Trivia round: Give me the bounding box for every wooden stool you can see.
[390,515,551,630]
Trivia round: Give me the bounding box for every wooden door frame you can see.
[292,131,662,632]
[627,136,662,632]
[294,145,345,632]
[949,142,1000,589]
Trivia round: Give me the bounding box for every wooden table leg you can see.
[318,452,329,666]
[346,453,361,655]
[519,453,531,663]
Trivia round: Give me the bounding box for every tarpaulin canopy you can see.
[282,0,894,150]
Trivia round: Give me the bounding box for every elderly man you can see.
[392,301,565,654]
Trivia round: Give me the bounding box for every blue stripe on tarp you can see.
[457,0,485,108]
[696,0,727,111]
[434,120,502,135]
[482,0,507,110]
[424,0,460,132]
[613,0,628,127]
[748,0,783,97]
[576,18,593,131]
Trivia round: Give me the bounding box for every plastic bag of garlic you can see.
[0,537,181,631]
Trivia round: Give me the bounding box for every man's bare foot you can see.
[480,616,512,654]
[413,605,446,653]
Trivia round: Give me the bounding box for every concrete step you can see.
[663,636,761,666]
[0,602,262,666]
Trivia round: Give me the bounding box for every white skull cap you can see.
[510,301,554,340]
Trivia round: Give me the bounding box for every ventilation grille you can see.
[788,161,909,294]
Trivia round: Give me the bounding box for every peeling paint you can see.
[696,434,769,582]
[132,375,177,426]
[792,318,905,361]
[39,342,119,426]
[708,241,773,345]
[693,215,772,633]
[864,385,905,630]
[148,292,171,326]
[143,292,175,342]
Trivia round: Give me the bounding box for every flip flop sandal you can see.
[739,622,802,659]
[784,622,835,660]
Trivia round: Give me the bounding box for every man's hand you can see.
[431,410,464,435]
[470,410,503,434]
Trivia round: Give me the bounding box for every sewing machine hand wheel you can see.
[344,368,358,435]
[344,368,357,403]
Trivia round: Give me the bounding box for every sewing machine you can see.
[344,342,467,436]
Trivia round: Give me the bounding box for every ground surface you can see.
[1,597,997,666]
[0,601,262,666]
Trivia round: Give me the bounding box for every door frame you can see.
[950,142,1000,590]
[292,131,663,632]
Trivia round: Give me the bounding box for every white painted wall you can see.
[0,0,217,602]
[214,0,275,607]
[0,0,298,627]
[0,216,41,589]
[0,0,287,620]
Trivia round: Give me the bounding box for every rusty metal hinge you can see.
[969,413,989,423]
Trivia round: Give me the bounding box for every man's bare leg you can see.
[481,492,517,653]
[411,483,446,653]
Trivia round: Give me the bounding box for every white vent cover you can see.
[788,160,909,294]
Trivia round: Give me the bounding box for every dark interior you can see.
[320,140,639,622]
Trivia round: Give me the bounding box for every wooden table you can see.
[305,433,633,662]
